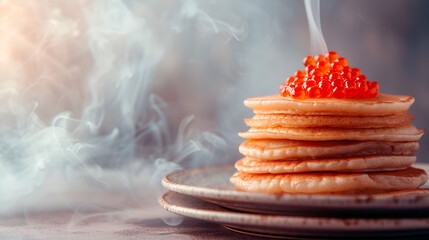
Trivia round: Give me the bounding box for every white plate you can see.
[159,191,429,238]
[162,163,429,217]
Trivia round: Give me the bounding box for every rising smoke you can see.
[0,0,305,218]
[304,0,328,55]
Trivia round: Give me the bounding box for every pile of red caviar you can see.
[279,51,379,99]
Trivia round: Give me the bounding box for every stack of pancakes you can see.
[230,94,428,194]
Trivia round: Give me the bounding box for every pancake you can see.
[230,167,428,194]
[244,113,412,128]
[244,93,414,116]
[239,140,419,160]
[239,124,424,142]
[235,156,416,174]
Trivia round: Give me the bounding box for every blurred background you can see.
[0,0,428,219]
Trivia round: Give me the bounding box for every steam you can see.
[0,0,327,226]
[304,0,328,55]
[0,0,237,217]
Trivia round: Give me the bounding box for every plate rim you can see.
[162,163,429,209]
[159,191,429,232]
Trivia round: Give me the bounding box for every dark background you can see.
[151,0,429,163]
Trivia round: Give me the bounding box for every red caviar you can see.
[280,51,379,99]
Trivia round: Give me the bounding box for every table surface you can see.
[0,210,257,240]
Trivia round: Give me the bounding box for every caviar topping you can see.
[280,51,379,99]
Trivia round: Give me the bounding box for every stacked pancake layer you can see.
[230,94,427,194]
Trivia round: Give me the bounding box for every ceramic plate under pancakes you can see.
[162,163,429,217]
[160,191,429,239]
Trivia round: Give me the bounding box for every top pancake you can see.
[244,93,414,116]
